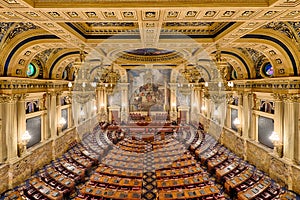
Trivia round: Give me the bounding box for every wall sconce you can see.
[204,82,208,87]
[18,130,31,157]
[93,105,97,111]
[68,82,73,88]
[57,117,67,134]
[233,117,242,135]
[227,81,234,88]
[269,131,283,157]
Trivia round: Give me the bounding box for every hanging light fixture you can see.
[100,63,120,95]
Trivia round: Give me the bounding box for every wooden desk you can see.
[156,166,203,178]
[157,175,209,188]
[61,161,85,177]
[280,192,297,200]
[6,191,22,200]
[215,162,239,181]
[200,148,218,163]
[158,185,220,200]
[96,166,143,178]
[91,174,142,187]
[81,186,141,200]
[47,167,75,189]
[30,178,63,200]
[207,154,228,171]
[237,177,271,200]
[224,168,253,193]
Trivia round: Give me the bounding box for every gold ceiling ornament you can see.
[99,63,120,95]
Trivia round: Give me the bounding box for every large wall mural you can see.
[127,69,171,112]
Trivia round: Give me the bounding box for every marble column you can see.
[17,94,26,155]
[169,83,177,121]
[0,96,6,162]
[48,92,57,139]
[3,95,18,161]
[237,92,243,135]
[242,92,251,138]
[283,94,298,162]
[119,83,129,122]
[272,93,284,157]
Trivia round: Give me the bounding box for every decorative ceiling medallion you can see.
[4,0,18,4]
[24,51,31,56]
[143,11,159,20]
[26,12,39,17]
[67,12,79,18]
[222,11,235,17]
[240,11,254,17]
[286,10,300,17]
[122,11,135,18]
[145,22,155,27]
[260,10,279,18]
[3,12,16,17]
[48,12,61,18]
[103,11,116,18]
[85,12,97,18]
[204,11,217,17]
[185,11,198,17]
[166,11,179,18]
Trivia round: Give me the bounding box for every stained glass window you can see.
[262,63,274,77]
[27,63,36,77]
[62,69,68,79]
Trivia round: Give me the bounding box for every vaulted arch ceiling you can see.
[0,0,300,80]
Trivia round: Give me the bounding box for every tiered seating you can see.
[155,134,225,200]
[196,133,286,200]
[117,139,147,153]
[76,163,143,199]
[156,157,225,199]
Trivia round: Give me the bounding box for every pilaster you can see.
[2,94,18,161]
[283,94,299,162]
[0,96,6,163]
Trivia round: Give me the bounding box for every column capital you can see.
[17,94,28,102]
[0,94,18,103]
[271,93,284,101]
[282,94,299,103]
[46,91,57,96]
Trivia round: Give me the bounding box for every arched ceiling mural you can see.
[0,0,300,80]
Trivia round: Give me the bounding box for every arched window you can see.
[27,63,36,77]
[261,62,274,77]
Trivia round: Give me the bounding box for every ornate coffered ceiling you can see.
[0,0,300,67]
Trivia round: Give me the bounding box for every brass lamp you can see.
[269,131,283,157]
[233,117,242,135]
[18,130,31,157]
[57,117,67,135]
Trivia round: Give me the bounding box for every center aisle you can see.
[142,142,157,200]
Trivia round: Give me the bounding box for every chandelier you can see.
[99,63,120,95]
[203,45,229,105]
[72,50,97,104]
[181,65,201,83]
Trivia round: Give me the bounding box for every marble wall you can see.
[221,128,245,158]
[0,128,77,194]
[0,165,9,193]
[221,128,300,195]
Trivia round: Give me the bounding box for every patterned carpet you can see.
[142,143,157,200]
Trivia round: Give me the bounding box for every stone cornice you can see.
[231,77,300,94]
[0,77,71,95]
